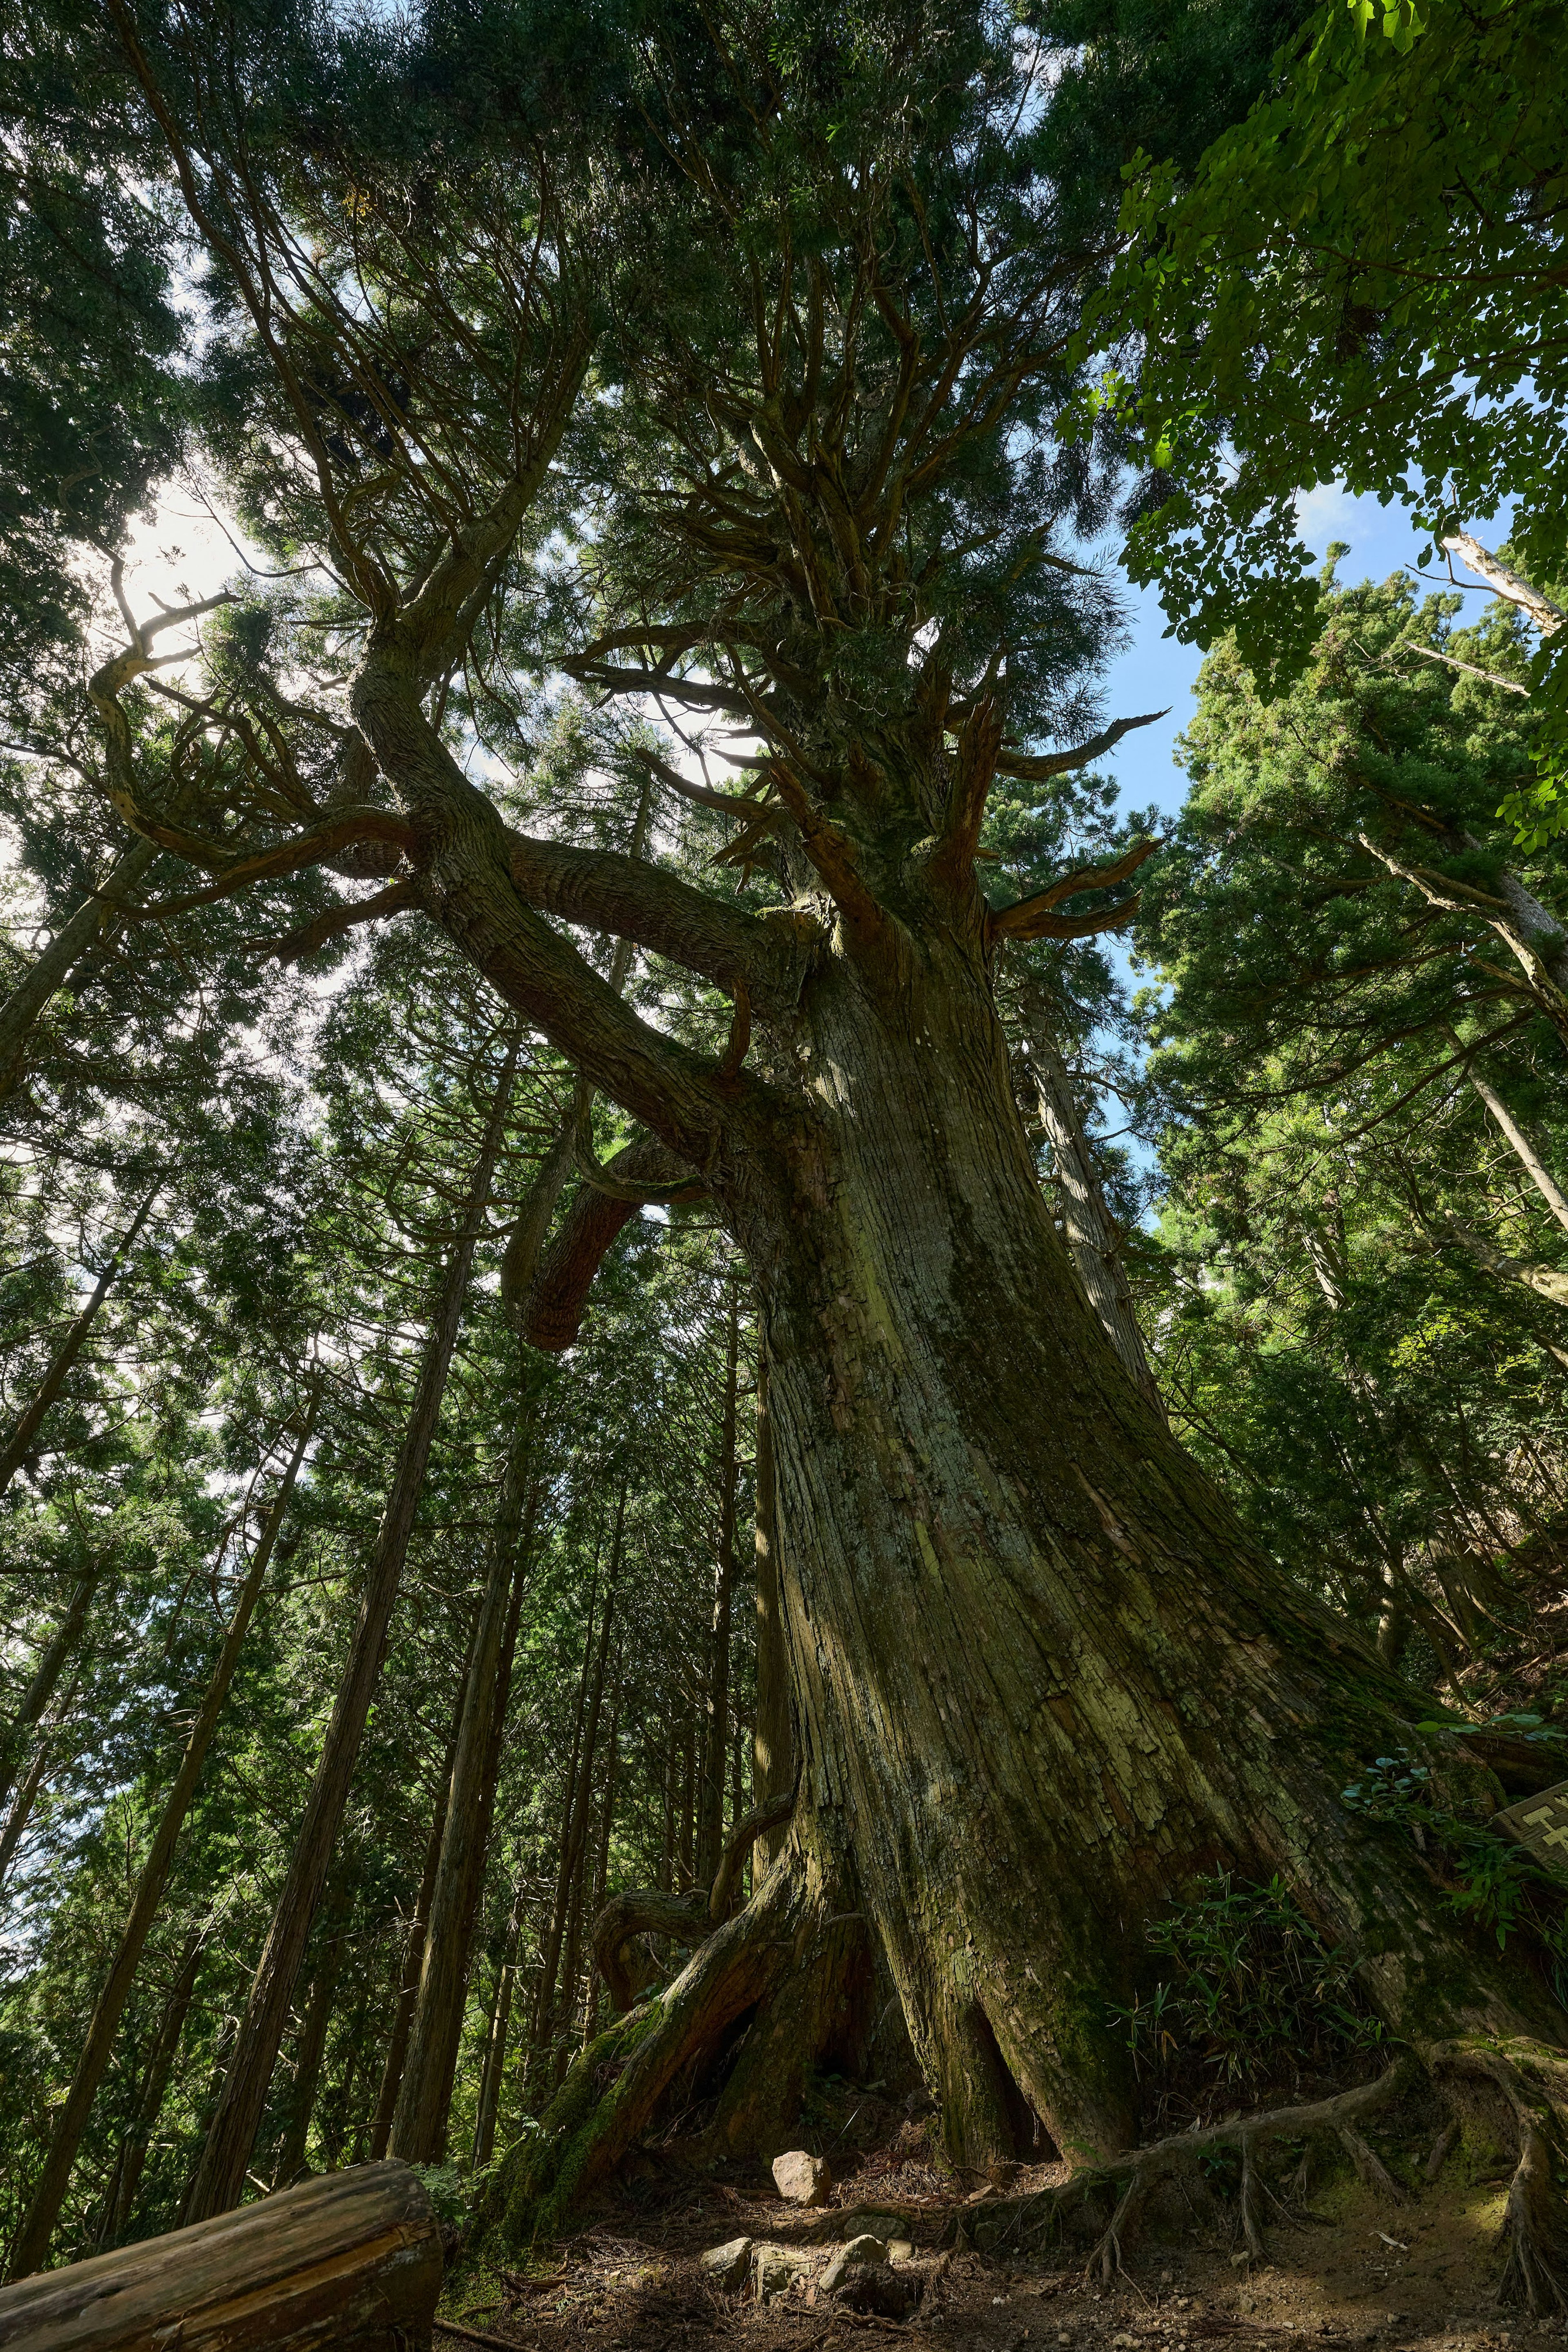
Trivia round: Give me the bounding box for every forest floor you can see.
[438,2101,1542,2352]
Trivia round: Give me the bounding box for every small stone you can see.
[888,2240,915,2262]
[821,2236,891,2294]
[699,2238,752,2288]
[772,2149,832,2206]
[752,2244,816,2303]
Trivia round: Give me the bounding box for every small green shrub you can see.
[1343,1739,1568,1994]
[1114,1872,1382,2109]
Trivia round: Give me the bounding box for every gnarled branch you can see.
[989,838,1156,943]
[504,831,809,1021]
[987,710,1167,786]
[519,1133,708,1353]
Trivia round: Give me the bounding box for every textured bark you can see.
[0,1183,157,1503]
[695,1282,742,1886]
[738,923,1561,2165]
[392,1373,543,2161]
[8,1398,317,2279]
[1015,983,1165,1421]
[0,2162,441,2352]
[186,1054,516,2221]
[488,1833,868,2247]
[751,1354,793,1874]
[0,834,158,1102]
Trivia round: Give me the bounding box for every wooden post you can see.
[0,2162,441,2352]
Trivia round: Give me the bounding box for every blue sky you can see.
[1091,484,1515,827]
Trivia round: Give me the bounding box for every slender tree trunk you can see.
[185,1047,517,2221]
[0,1183,158,1502]
[530,1575,600,2069]
[677,1702,695,1894]
[0,836,158,1101]
[0,1735,52,1888]
[751,1351,793,1875]
[102,1927,205,2245]
[555,1824,597,2079]
[7,1395,317,2278]
[271,1873,352,2187]
[659,1720,676,1894]
[1016,982,1165,1421]
[0,1561,100,1817]
[1456,1039,1568,1234]
[696,1284,741,1887]
[581,1685,621,2048]
[391,1369,544,2162]
[547,1518,620,2080]
[370,1685,465,2160]
[472,1877,526,2169]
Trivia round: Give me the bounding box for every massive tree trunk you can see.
[733,920,1564,2167]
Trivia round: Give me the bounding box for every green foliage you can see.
[1080,0,1568,833]
[1341,1746,1568,1988]
[1115,1873,1381,2099]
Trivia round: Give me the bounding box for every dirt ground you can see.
[437,2103,1545,2352]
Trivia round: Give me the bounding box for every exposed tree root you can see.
[1426,2036,1568,2314]
[487,1824,866,2251]
[953,2062,1416,2277]
[485,1865,799,2249]
[592,1793,798,2012]
[1337,2122,1403,2200]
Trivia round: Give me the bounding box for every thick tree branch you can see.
[519,1134,708,1353]
[989,711,1167,785]
[352,653,767,1161]
[989,839,1157,943]
[1441,534,1565,638]
[257,878,422,965]
[504,832,813,1020]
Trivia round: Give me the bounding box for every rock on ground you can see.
[820,2236,889,2293]
[697,2238,751,2288]
[771,2150,831,2207]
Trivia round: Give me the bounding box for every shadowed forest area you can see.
[2,0,1568,2342]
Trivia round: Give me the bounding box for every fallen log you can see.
[0,2160,441,2352]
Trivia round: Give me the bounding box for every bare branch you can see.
[989,710,1167,785]
[1441,533,1565,638]
[256,878,421,964]
[989,838,1157,943]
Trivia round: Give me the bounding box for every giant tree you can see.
[48,0,1568,2281]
